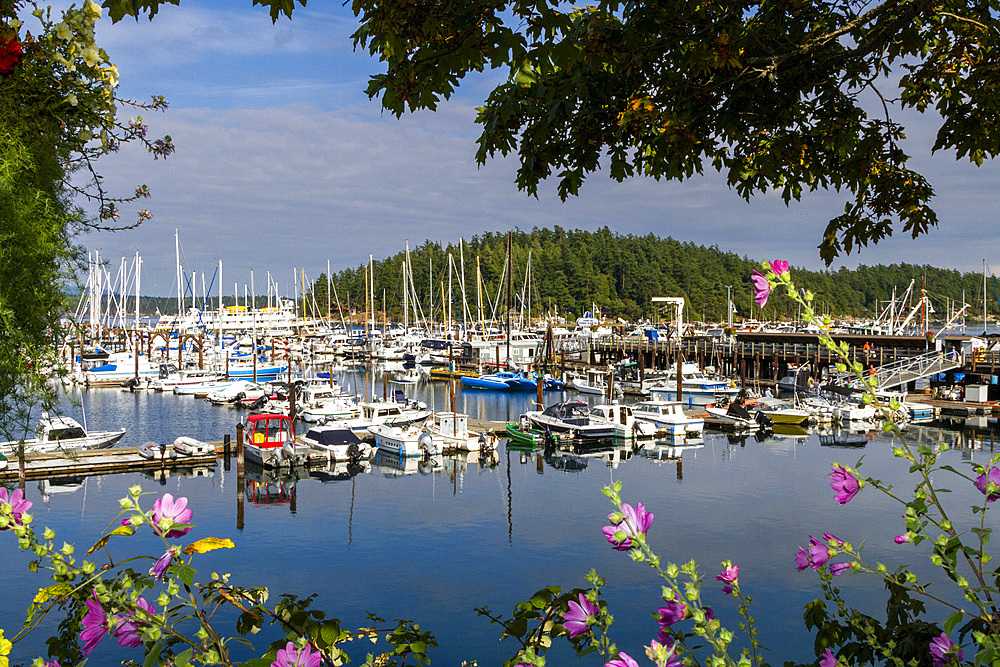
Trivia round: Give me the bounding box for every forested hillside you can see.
[122,228,993,322]
[303,227,993,324]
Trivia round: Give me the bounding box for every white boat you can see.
[80,352,159,387]
[336,401,432,437]
[206,380,268,405]
[570,368,619,396]
[149,365,224,392]
[706,402,771,430]
[369,424,439,458]
[523,400,620,439]
[421,412,484,451]
[297,425,374,461]
[243,413,308,468]
[648,362,740,407]
[631,400,705,436]
[0,413,126,456]
[587,404,658,439]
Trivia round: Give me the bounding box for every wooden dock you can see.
[0,446,221,482]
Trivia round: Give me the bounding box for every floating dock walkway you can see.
[0,446,221,482]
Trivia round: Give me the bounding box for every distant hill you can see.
[93,227,994,323]
[306,227,991,323]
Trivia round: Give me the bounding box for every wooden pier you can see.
[0,446,221,482]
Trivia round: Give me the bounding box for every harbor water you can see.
[2,365,998,665]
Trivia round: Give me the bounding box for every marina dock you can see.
[0,446,221,482]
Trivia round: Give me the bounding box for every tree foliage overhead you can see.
[111,0,1000,264]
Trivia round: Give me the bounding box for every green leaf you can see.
[174,648,193,667]
[143,639,163,667]
[943,610,964,634]
[174,563,196,587]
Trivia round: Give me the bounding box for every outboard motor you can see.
[418,431,436,456]
[281,440,297,464]
[754,411,774,428]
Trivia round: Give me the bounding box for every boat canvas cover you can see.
[304,428,362,447]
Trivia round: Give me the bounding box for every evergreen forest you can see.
[133,227,999,325]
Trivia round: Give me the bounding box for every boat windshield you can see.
[49,427,86,441]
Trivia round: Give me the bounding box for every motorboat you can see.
[523,400,620,439]
[706,401,773,431]
[297,425,373,462]
[748,396,811,425]
[631,400,705,436]
[569,368,619,396]
[587,404,657,439]
[461,371,520,391]
[299,396,361,423]
[242,413,307,468]
[335,400,432,436]
[648,362,740,407]
[206,380,268,405]
[0,413,126,456]
[369,424,439,458]
[149,365,224,392]
[421,412,484,451]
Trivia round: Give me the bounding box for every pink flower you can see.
[716,564,739,594]
[829,562,852,576]
[602,502,653,551]
[657,600,686,626]
[0,487,32,529]
[605,652,639,667]
[272,640,322,667]
[751,271,771,307]
[894,534,911,544]
[795,546,811,572]
[829,466,860,505]
[929,633,963,666]
[770,260,789,276]
[79,593,111,654]
[562,593,598,638]
[151,493,193,538]
[974,466,1000,502]
[150,546,180,580]
[114,598,155,648]
[820,648,837,667]
[807,536,832,570]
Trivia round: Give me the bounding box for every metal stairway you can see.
[850,350,963,391]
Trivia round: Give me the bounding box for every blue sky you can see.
[74,0,1000,297]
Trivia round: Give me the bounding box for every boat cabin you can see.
[245,413,294,448]
[38,415,87,441]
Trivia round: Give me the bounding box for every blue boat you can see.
[460,372,519,390]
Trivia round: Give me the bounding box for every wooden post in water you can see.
[17,442,25,492]
[236,423,244,472]
[606,369,614,402]
[676,457,683,481]
[236,421,245,525]
[536,375,544,410]
[289,384,296,420]
[676,346,684,406]
[223,434,231,470]
[383,373,388,401]
[450,376,457,413]
[198,333,204,369]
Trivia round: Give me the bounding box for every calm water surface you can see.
[3,364,998,665]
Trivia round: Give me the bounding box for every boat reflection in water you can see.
[243,462,310,510]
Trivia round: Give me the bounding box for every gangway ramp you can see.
[856,350,962,391]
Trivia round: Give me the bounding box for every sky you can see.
[65,0,1000,297]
